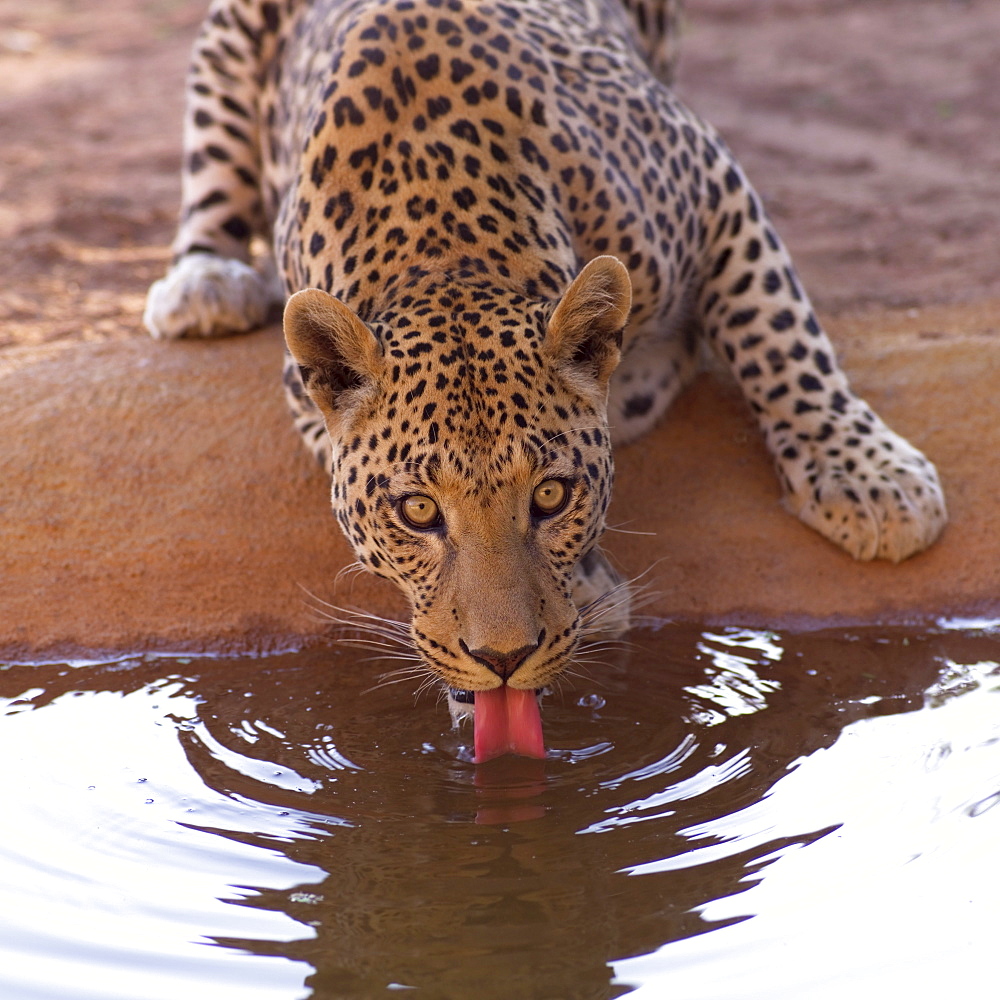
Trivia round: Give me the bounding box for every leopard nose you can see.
[466,642,539,681]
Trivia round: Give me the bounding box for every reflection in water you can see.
[1,625,999,998]
[615,672,1000,998]
[0,672,319,1000]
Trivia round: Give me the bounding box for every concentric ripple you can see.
[2,624,999,999]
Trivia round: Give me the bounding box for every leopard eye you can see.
[399,494,441,529]
[531,479,568,517]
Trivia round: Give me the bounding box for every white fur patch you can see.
[143,254,282,339]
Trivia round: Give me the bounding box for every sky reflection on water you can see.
[616,678,1000,997]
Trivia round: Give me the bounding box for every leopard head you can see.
[284,256,631,695]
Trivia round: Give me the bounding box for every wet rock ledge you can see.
[2,301,998,661]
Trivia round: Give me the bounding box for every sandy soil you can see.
[3,0,999,354]
[2,0,999,657]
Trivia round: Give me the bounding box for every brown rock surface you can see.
[2,302,998,660]
[2,0,1000,658]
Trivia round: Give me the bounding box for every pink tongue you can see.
[474,687,545,763]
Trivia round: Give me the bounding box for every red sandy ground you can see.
[1,0,999,657]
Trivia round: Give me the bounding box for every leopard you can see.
[144,0,946,722]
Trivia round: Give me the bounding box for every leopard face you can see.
[285,256,631,692]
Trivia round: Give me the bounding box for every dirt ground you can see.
[3,0,999,356]
[2,0,1000,657]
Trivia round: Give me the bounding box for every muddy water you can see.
[2,622,1000,1000]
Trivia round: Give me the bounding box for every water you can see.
[2,623,1000,999]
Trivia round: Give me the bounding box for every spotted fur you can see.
[145,0,946,696]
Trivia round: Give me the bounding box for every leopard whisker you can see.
[363,665,434,696]
[415,674,448,704]
[297,587,411,630]
[337,634,415,651]
[539,424,607,445]
[548,661,605,693]
[578,561,665,636]
[576,637,637,656]
[332,559,367,588]
[301,598,412,637]
[298,592,420,665]
[356,651,425,664]
[603,523,657,536]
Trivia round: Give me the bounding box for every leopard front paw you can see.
[143,254,282,340]
[780,418,947,562]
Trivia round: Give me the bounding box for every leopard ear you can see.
[544,256,631,394]
[283,288,384,419]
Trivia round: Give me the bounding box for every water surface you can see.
[2,622,999,998]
